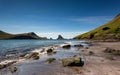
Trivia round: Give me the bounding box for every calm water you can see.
[0,40,83,57]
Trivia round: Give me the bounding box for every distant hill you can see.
[0,30,47,39]
[74,13,120,40]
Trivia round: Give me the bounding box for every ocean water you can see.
[0,40,84,58]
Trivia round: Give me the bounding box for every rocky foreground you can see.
[0,41,120,75]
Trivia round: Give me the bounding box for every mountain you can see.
[57,35,64,40]
[0,30,47,39]
[74,13,120,40]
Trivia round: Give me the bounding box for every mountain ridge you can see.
[0,30,47,40]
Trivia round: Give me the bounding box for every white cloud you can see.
[37,31,86,39]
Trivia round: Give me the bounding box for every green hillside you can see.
[0,30,47,40]
[74,13,120,40]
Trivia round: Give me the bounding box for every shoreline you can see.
[0,42,74,70]
[0,41,120,75]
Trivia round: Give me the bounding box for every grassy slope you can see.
[74,14,120,40]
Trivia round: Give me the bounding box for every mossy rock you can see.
[45,58,56,63]
[62,57,84,67]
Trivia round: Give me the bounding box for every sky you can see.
[0,0,120,39]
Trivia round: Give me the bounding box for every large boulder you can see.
[62,57,84,67]
[62,44,71,49]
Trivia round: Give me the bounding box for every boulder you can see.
[45,58,56,63]
[62,44,71,49]
[62,57,84,67]
[9,66,17,73]
[25,52,39,60]
[0,60,17,69]
[74,44,84,47]
[46,48,53,54]
[89,51,94,55]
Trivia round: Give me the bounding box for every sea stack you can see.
[57,35,64,40]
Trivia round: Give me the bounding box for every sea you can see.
[0,40,84,60]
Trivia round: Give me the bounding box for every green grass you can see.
[74,14,120,40]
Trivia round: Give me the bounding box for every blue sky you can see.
[0,0,120,39]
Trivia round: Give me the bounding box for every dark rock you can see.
[50,38,53,40]
[53,51,57,54]
[0,61,17,69]
[57,35,64,40]
[62,57,84,67]
[25,52,39,60]
[9,66,17,73]
[62,44,71,49]
[89,51,94,55]
[74,44,83,47]
[45,58,56,63]
[102,27,110,30]
[0,65,4,69]
[46,48,53,54]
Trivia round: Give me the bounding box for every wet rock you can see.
[85,46,89,49]
[104,48,120,55]
[62,44,71,49]
[62,57,84,67]
[0,60,17,69]
[46,48,53,54]
[40,49,45,53]
[9,66,17,73]
[74,44,83,47]
[89,51,94,55]
[0,64,4,69]
[104,48,116,53]
[73,55,77,57]
[45,58,56,63]
[25,52,39,60]
[53,51,57,54]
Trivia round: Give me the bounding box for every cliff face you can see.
[74,13,120,40]
[0,30,47,39]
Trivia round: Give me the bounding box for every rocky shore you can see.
[0,41,120,75]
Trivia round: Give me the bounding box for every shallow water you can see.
[0,40,84,60]
[0,45,84,75]
[0,40,88,75]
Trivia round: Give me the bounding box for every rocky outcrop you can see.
[57,35,64,40]
[0,60,17,69]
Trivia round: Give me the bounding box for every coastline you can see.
[0,41,120,75]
